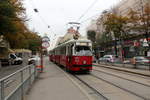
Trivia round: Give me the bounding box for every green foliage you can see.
[87,30,96,43]
[0,0,25,35]
[127,3,150,39]
[104,13,129,39]
[27,32,41,52]
[97,32,112,44]
[0,0,41,52]
[141,3,150,35]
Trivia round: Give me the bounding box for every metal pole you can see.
[21,70,24,100]
[29,65,32,86]
[34,64,36,78]
[40,39,43,72]
[1,81,4,100]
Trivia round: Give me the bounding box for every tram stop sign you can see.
[42,36,50,42]
[42,41,50,48]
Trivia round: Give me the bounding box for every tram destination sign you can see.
[42,41,50,48]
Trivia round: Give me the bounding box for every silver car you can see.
[134,56,149,65]
[99,55,116,63]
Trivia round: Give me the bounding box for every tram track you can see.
[73,75,109,100]
[53,62,150,100]
[53,62,108,100]
[91,72,150,100]
[94,64,150,80]
[93,69,150,88]
[94,64,150,79]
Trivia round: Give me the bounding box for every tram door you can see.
[67,44,74,63]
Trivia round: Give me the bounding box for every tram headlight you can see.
[83,60,86,64]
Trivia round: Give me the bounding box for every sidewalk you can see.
[94,63,150,77]
[26,58,89,100]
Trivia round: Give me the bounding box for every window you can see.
[10,54,16,59]
[75,46,92,56]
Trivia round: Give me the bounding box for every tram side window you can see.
[68,44,73,56]
[60,46,66,55]
[58,48,61,55]
[63,46,66,55]
[55,49,57,55]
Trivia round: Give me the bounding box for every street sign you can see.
[143,39,148,47]
[42,36,50,42]
[42,42,50,48]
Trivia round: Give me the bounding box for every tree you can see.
[27,32,41,52]
[0,0,41,52]
[126,9,141,34]
[127,3,150,51]
[87,30,96,43]
[0,0,25,35]
[96,32,112,44]
[104,13,128,56]
[104,13,129,39]
[140,3,150,42]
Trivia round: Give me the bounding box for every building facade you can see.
[116,0,149,16]
[94,0,150,58]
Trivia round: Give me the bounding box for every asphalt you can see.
[94,63,150,77]
[25,58,90,100]
[0,57,29,79]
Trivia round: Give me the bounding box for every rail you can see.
[0,65,39,100]
[98,61,150,70]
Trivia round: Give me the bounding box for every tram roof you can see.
[54,39,91,49]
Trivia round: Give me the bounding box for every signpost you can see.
[40,36,50,72]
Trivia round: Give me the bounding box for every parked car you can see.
[123,60,130,64]
[99,55,116,63]
[28,55,40,65]
[92,56,97,63]
[9,53,23,65]
[134,56,149,65]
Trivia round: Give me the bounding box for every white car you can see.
[9,53,23,65]
[99,55,116,63]
[28,55,40,65]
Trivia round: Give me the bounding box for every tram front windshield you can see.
[75,46,92,56]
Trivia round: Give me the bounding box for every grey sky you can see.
[24,0,120,47]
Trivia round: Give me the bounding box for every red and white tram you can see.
[49,39,93,72]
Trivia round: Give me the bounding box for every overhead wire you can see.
[77,0,99,22]
[27,0,56,43]
[80,12,100,24]
[28,0,50,29]
[28,0,100,39]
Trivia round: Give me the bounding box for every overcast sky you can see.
[23,0,121,48]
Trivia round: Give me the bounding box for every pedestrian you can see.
[132,57,136,68]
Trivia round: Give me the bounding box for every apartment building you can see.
[116,0,149,16]
[96,0,149,40]
[94,0,150,58]
[95,10,110,40]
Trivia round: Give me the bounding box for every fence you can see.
[98,61,150,70]
[0,65,39,100]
